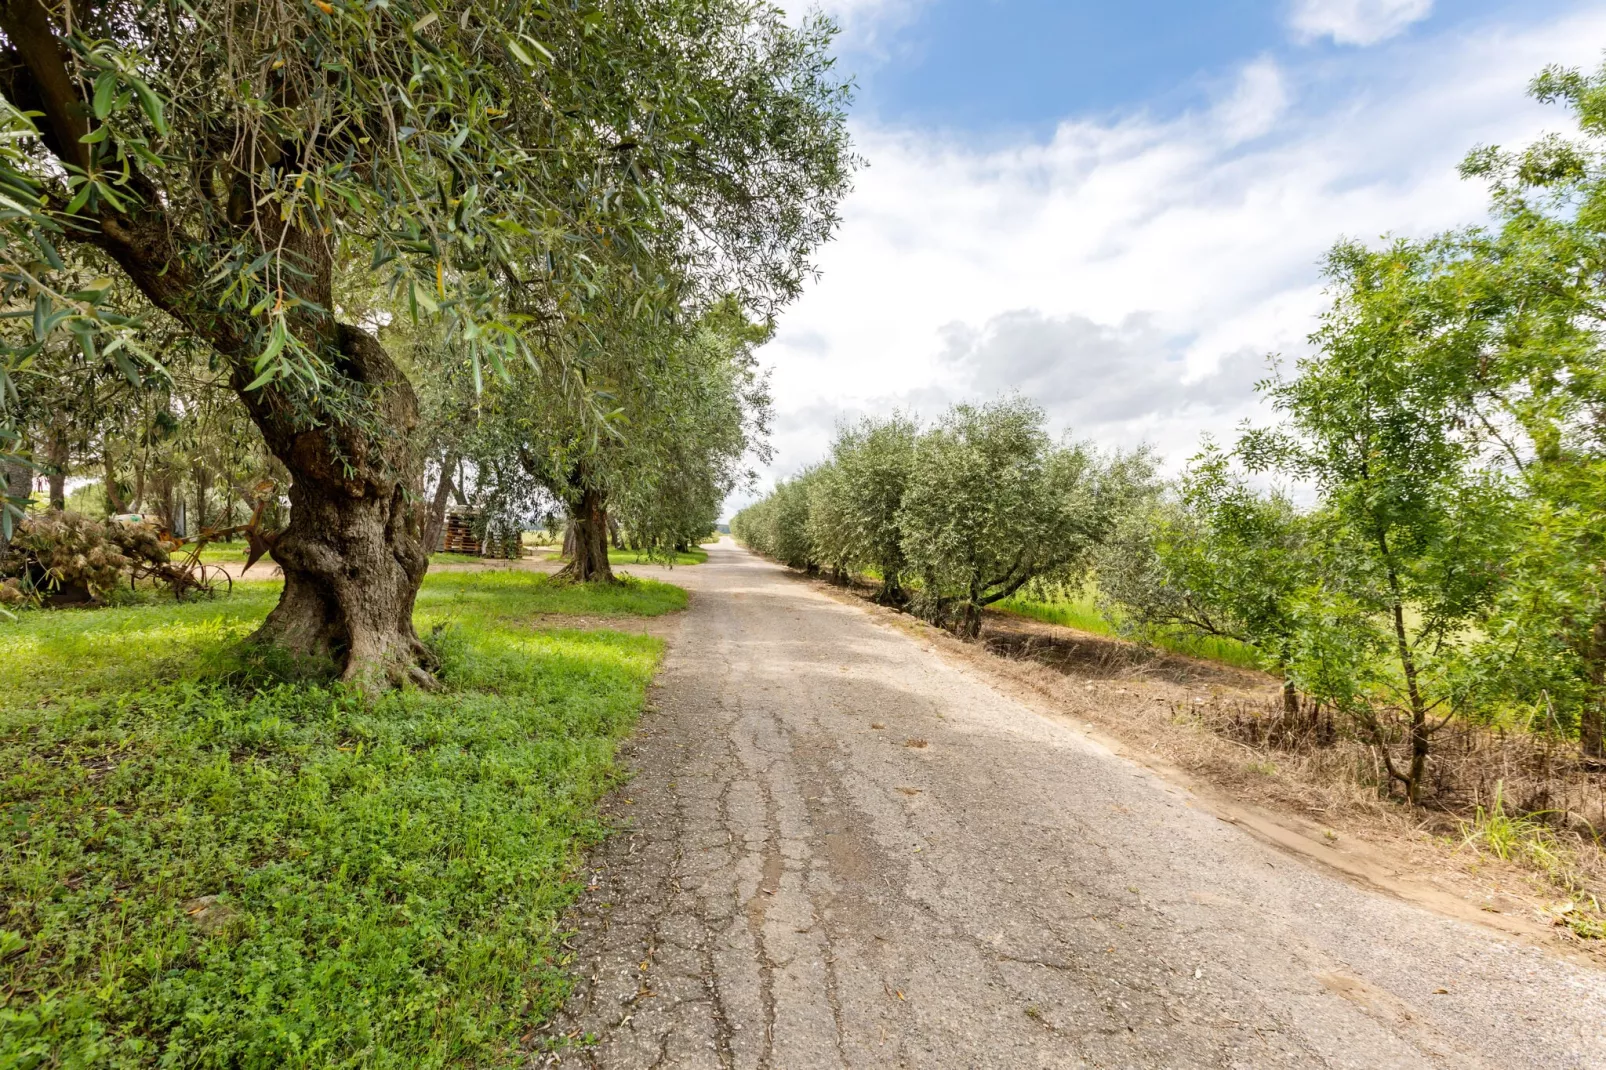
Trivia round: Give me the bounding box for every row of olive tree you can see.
[0,0,855,684]
[1097,60,1606,802]
[458,298,774,581]
[733,398,1155,637]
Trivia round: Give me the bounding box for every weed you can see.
[1459,781,1568,875]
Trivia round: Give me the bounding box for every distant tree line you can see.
[732,398,1154,637]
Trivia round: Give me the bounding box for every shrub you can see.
[899,398,1153,637]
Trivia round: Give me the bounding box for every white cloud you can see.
[787,0,927,55]
[1215,57,1290,143]
[1289,0,1434,47]
[729,5,1606,517]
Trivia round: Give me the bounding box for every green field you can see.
[0,569,683,1067]
[997,585,1264,671]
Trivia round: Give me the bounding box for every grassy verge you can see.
[184,542,254,566]
[839,563,1260,672]
[541,548,708,567]
[429,551,492,565]
[1,569,681,1067]
[607,547,706,566]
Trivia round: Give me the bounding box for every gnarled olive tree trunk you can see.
[0,0,435,687]
[235,326,433,688]
[0,0,433,687]
[560,484,614,583]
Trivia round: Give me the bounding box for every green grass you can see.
[607,547,706,566]
[0,569,683,1067]
[422,569,687,620]
[428,551,488,565]
[996,584,1265,672]
[542,548,708,567]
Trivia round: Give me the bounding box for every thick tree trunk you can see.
[152,463,175,532]
[1,445,30,556]
[876,564,904,606]
[46,423,67,510]
[240,327,433,689]
[101,444,127,514]
[0,0,431,687]
[559,485,614,583]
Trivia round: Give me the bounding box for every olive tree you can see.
[0,0,853,685]
[733,466,818,569]
[828,413,917,602]
[472,298,771,581]
[899,397,1152,638]
[1097,445,1315,713]
[805,460,855,581]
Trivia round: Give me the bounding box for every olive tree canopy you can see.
[0,0,855,684]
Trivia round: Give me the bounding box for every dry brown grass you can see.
[976,611,1606,939]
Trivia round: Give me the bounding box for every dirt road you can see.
[543,540,1606,1069]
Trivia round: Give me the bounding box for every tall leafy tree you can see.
[0,0,854,685]
[1241,241,1511,802]
[471,299,771,580]
[1454,59,1606,758]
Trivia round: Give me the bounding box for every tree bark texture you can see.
[422,452,458,556]
[560,485,615,583]
[0,447,30,556]
[101,444,126,513]
[45,422,66,510]
[240,326,432,688]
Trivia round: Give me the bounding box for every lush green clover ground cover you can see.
[1,570,684,1068]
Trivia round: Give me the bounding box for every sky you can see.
[727,0,1606,517]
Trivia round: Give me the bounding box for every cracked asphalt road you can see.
[541,540,1606,1069]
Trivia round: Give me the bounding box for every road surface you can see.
[542,539,1606,1069]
